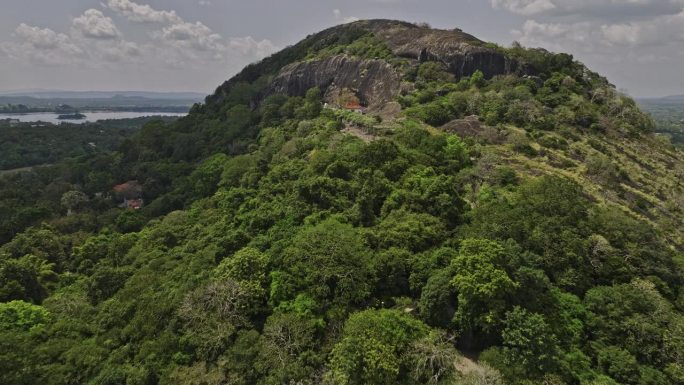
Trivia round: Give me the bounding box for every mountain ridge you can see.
[0,90,206,100]
[205,20,533,110]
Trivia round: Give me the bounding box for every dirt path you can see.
[0,164,50,175]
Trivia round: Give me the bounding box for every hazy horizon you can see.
[0,86,679,101]
[2,0,684,98]
[0,89,207,95]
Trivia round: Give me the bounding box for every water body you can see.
[0,111,187,125]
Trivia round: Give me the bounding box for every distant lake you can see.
[0,111,187,125]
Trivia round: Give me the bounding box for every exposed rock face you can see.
[268,55,402,108]
[432,46,517,79]
[262,20,523,107]
[357,19,520,78]
[207,19,525,110]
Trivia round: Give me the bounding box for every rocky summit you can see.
[208,20,527,110]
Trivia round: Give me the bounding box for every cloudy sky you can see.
[1,0,682,97]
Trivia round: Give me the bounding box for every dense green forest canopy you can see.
[639,98,684,148]
[0,117,181,170]
[1,20,683,385]
[0,92,201,113]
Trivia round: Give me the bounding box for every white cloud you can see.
[153,21,276,64]
[104,0,278,63]
[492,0,556,15]
[333,9,360,23]
[487,0,684,95]
[512,20,598,54]
[105,0,182,23]
[95,40,142,62]
[72,9,120,39]
[1,24,84,66]
[512,9,684,52]
[160,21,224,51]
[228,36,277,58]
[0,22,145,67]
[600,23,642,46]
[492,0,684,74]
[1,0,278,85]
[14,24,80,52]
[599,10,684,46]
[492,0,684,18]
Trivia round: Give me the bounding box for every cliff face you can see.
[264,20,519,107]
[268,55,401,108]
[359,19,520,78]
[207,19,523,110]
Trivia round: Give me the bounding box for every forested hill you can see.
[2,20,684,385]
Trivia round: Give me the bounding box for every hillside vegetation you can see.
[1,20,683,385]
[0,117,180,170]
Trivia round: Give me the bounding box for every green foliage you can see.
[297,87,323,119]
[86,266,132,304]
[0,254,57,303]
[275,219,374,312]
[257,311,322,384]
[215,247,270,315]
[178,280,253,360]
[329,309,429,385]
[401,53,650,138]
[0,301,50,385]
[450,239,517,336]
[463,176,593,291]
[382,165,465,227]
[417,62,455,83]
[61,190,88,214]
[405,101,454,126]
[641,98,684,147]
[470,70,486,88]
[69,232,137,273]
[308,33,394,61]
[445,134,469,167]
[114,209,147,233]
[0,117,157,170]
[373,209,447,252]
[585,153,624,186]
[215,247,269,283]
[596,346,639,385]
[418,268,456,328]
[504,46,578,79]
[502,306,561,377]
[0,300,50,331]
[334,108,379,128]
[584,280,680,366]
[187,153,230,199]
